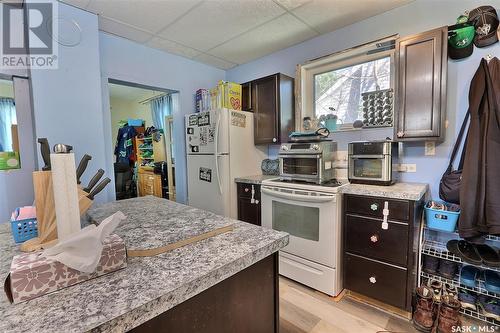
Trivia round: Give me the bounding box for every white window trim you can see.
[296,36,398,131]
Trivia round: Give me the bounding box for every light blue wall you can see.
[30,2,109,203]
[99,33,225,204]
[227,0,500,199]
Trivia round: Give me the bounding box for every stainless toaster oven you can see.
[348,141,399,185]
[279,141,337,184]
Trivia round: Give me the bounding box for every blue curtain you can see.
[150,94,172,130]
[0,98,16,152]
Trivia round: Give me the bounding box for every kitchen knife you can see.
[76,154,92,184]
[87,177,111,200]
[38,138,51,171]
[83,168,104,193]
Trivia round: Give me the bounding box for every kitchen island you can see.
[0,196,288,332]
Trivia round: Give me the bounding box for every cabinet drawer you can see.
[344,253,407,309]
[345,195,410,221]
[345,215,408,266]
[237,183,261,200]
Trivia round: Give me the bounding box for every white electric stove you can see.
[261,178,347,296]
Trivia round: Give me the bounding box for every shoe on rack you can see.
[477,295,500,321]
[482,270,500,294]
[423,255,440,274]
[427,279,443,303]
[442,283,458,300]
[446,240,482,266]
[438,260,458,279]
[460,265,480,288]
[475,244,500,267]
[458,288,477,311]
[413,285,437,333]
[434,295,461,333]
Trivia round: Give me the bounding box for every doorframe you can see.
[102,77,179,201]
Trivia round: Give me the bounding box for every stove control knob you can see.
[281,145,289,151]
[312,144,320,151]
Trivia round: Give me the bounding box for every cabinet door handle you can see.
[369,276,377,284]
[397,131,404,138]
[272,138,277,143]
[370,203,379,211]
[370,235,378,243]
[244,187,249,192]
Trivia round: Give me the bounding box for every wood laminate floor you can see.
[279,277,480,333]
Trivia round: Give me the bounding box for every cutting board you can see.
[88,196,235,258]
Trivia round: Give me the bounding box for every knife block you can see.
[20,172,93,252]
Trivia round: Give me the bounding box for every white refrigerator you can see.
[185,108,267,218]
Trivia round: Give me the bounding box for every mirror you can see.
[0,78,20,170]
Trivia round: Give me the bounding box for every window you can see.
[0,78,21,170]
[314,56,391,124]
[298,37,396,130]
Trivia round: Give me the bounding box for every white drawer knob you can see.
[370,235,378,243]
[369,276,377,284]
[244,188,249,192]
[370,203,378,211]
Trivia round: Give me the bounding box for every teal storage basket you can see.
[425,202,460,232]
[10,218,38,243]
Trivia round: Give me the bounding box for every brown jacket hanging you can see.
[459,58,500,240]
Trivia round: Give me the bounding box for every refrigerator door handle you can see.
[214,111,222,194]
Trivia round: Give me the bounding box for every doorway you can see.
[107,79,178,201]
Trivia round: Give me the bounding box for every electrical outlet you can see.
[425,141,436,156]
[397,164,416,172]
[406,164,417,172]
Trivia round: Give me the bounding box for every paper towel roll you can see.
[50,153,81,241]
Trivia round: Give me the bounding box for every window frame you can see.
[297,38,397,131]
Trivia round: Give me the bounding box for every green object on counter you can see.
[0,151,20,170]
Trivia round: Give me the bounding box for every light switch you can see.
[425,141,435,156]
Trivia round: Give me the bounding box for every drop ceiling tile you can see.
[194,53,237,70]
[273,0,312,10]
[60,0,91,9]
[88,0,201,34]
[293,0,413,34]
[99,16,153,44]
[209,13,317,65]
[146,37,201,59]
[159,0,285,51]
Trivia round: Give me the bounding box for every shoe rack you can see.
[419,227,500,325]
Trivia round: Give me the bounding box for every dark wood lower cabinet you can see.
[130,253,279,333]
[343,194,423,312]
[237,182,261,226]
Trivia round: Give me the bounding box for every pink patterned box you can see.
[4,234,127,304]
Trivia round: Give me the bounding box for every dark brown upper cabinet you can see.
[395,27,447,142]
[242,73,295,145]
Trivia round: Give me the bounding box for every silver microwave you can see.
[279,142,337,184]
[348,141,399,186]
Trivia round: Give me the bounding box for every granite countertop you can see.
[0,196,289,333]
[340,182,429,201]
[234,174,278,185]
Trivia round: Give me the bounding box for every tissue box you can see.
[4,234,127,304]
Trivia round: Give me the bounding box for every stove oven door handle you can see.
[261,186,336,203]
